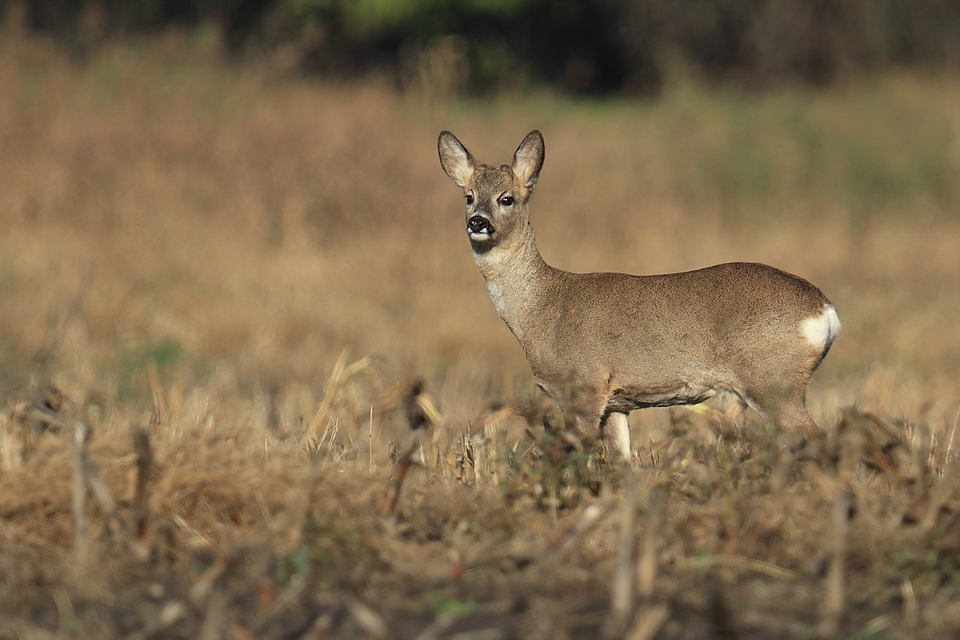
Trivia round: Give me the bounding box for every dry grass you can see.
[1,26,960,639]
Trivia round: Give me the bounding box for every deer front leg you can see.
[557,389,629,460]
[602,412,631,462]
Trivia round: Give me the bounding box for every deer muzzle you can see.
[467,215,495,237]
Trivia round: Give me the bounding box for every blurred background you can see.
[15,0,960,94]
[1,0,959,434]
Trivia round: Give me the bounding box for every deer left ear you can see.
[513,130,544,191]
[438,131,476,188]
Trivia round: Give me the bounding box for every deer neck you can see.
[472,222,553,343]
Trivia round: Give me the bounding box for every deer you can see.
[438,130,840,461]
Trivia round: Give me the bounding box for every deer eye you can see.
[499,195,514,207]
[465,194,474,205]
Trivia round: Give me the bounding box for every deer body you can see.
[439,130,840,460]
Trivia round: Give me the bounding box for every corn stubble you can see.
[2,30,960,639]
[4,375,960,639]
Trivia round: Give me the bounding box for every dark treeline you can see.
[10,0,960,94]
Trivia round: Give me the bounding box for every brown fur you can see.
[439,130,838,459]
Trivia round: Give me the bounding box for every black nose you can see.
[468,216,493,234]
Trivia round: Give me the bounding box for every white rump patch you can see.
[800,304,841,351]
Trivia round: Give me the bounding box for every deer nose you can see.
[468,216,494,235]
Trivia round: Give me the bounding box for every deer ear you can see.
[513,130,544,190]
[438,131,475,187]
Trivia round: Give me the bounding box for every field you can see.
[1,26,960,639]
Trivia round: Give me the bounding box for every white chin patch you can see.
[800,304,841,351]
[469,232,493,241]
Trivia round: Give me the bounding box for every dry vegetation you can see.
[1,24,960,639]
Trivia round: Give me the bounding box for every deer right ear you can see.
[438,131,475,187]
[513,130,544,191]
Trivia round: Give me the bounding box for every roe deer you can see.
[438,130,840,460]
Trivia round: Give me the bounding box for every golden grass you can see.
[1,29,960,638]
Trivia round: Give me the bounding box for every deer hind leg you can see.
[774,398,821,442]
[744,383,822,443]
[601,412,631,462]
